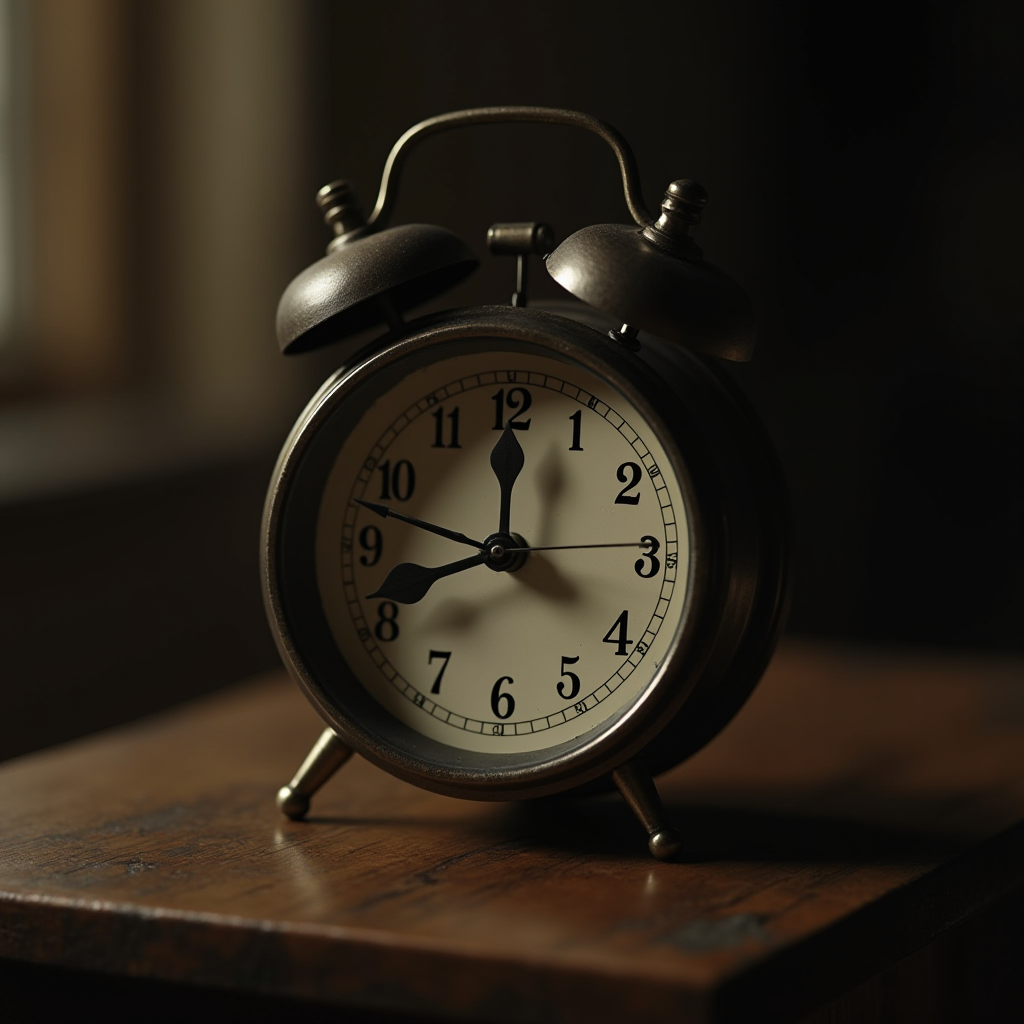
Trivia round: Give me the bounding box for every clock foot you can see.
[611,759,683,861]
[276,728,353,820]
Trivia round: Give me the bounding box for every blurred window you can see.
[0,0,18,351]
[0,0,128,398]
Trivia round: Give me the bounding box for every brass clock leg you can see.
[611,760,683,861]
[276,729,353,820]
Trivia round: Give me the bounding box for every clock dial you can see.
[314,348,692,755]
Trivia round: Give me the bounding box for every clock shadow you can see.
[506,792,972,864]
[297,790,970,865]
[424,555,579,632]
[532,442,566,543]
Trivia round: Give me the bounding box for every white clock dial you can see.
[315,349,691,754]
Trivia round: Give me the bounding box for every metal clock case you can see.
[262,108,789,860]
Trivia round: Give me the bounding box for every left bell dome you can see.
[276,222,479,354]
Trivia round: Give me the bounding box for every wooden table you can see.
[2,640,1022,1023]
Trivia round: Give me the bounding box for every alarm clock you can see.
[262,108,789,860]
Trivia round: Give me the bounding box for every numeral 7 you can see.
[429,650,452,693]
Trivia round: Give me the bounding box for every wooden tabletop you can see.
[2,640,1022,1022]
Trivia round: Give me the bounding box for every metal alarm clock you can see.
[262,108,789,860]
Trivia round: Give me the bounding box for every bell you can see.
[546,180,755,361]
[276,181,478,355]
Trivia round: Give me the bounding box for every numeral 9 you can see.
[358,525,382,566]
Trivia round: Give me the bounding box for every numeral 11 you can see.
[431,406,461,448]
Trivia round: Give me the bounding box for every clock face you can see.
[312,346,692,756]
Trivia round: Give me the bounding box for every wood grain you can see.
[1,640,1022,1022]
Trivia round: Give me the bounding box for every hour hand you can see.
[367,552,487,604]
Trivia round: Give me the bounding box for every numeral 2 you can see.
[614,462,642,504]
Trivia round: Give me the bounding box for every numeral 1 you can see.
[568,410,583,451]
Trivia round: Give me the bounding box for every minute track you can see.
[336,359,683,747]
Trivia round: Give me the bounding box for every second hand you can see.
[498,540,653,553]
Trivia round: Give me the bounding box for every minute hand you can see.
[356,499,485,550]
[490,421,525,534]
[367,552,487,604]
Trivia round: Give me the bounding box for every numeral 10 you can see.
[377,459,415,501]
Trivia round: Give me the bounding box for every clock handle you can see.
[367,106,654,231]
[276,728,353,820]
[611,760,684,862]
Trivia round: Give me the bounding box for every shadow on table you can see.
[504,792,974,863]
[303,787,975,864]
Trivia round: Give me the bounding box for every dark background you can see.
[304,0,1023,651]
[2,0,1021,761]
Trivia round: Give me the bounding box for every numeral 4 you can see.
[602,610,633,656]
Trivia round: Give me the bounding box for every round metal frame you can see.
[262,306,787,800]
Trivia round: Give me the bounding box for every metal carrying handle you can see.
[367,106,655,230]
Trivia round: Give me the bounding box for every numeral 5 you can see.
[557,655,581,700]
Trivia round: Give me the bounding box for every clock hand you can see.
[367,552,488,604]
[355,499,486,549]
[489,421,525,534]
[498,540,654,553]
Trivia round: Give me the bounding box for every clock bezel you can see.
[262,306,731,800]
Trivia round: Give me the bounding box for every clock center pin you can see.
[483,532,528,573]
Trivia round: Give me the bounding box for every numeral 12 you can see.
[492,387,532,430]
